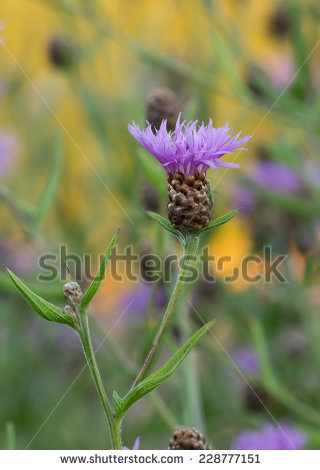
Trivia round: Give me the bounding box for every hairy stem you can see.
[77,309,122,449]
[131,234,199,388]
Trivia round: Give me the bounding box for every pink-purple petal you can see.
[128,116,250,177]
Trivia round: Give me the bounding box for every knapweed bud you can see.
[129,115,250,232]
[63,304,77,318]
[63,281,82,304]
[47,35,76,68]
[146,88,179,132]
[169,426,209,450]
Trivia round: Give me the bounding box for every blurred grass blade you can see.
[210,32,247,98]
[247,181,320,218]
[34,134,63,226]
[5,422,16,450]
[184,98,198,121]
[146,211,185,244]
[250,317,278,390]
[81,229,119,310]
[4,267,75,327]
[113,320,214,418]
[136,148,167,200]
[200,209,239,234]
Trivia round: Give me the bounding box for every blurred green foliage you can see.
[0,0,320,450]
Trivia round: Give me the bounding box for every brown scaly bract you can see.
[167,171,213,231]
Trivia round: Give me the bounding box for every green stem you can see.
[77,309,122,449]
[177,301,205,432]
[104,334,178,430]
[5,422,16,450]
[131,234,199,388]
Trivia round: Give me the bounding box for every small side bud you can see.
[63,305,76,317]
[63,281,82,304]
[146,88,179,132]
[169,426,209,450]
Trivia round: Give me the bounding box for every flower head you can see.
[129,114,250,177]
[231,423,308,450]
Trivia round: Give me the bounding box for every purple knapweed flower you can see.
[129,115,250,231]
[129,114,250,177]
[119,283,167,320]
[250,161,301,194]
[265,52,296,90]
[232,347,260,376]
[122,436,140,450]
[231,423,308,450]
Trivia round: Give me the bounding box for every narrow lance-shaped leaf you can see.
[34,133,63,226]
[81,229,119,310]
[4,267,75,327]
[199,209,240,234]
[146,211,185,245]
[113,320,215,418]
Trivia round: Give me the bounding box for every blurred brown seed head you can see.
[146,88,179,132]
[244,385,274,412]
[169,426,209,450]
[140,177,160,212]
[269,8,291,38]
[47,35,76,69]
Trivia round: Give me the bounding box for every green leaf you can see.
[34,134,63,226]
[245,180,320,218]
[4,267,75,327]
[199,209,239,234]
[146,211,185,245]
[113,320,214,418]
[136,148,167,200]
[81,229,119,310]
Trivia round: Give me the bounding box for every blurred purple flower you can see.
[232,347,260,375]
[231,184,255,212]
[129,114,250,176]
[250,161,301,194]
[231,423,308,450]
[122,436,140,450]
[0,239,38,276]
[120,283,167,319]
[0,131,18,178]
[265,52,296,90]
